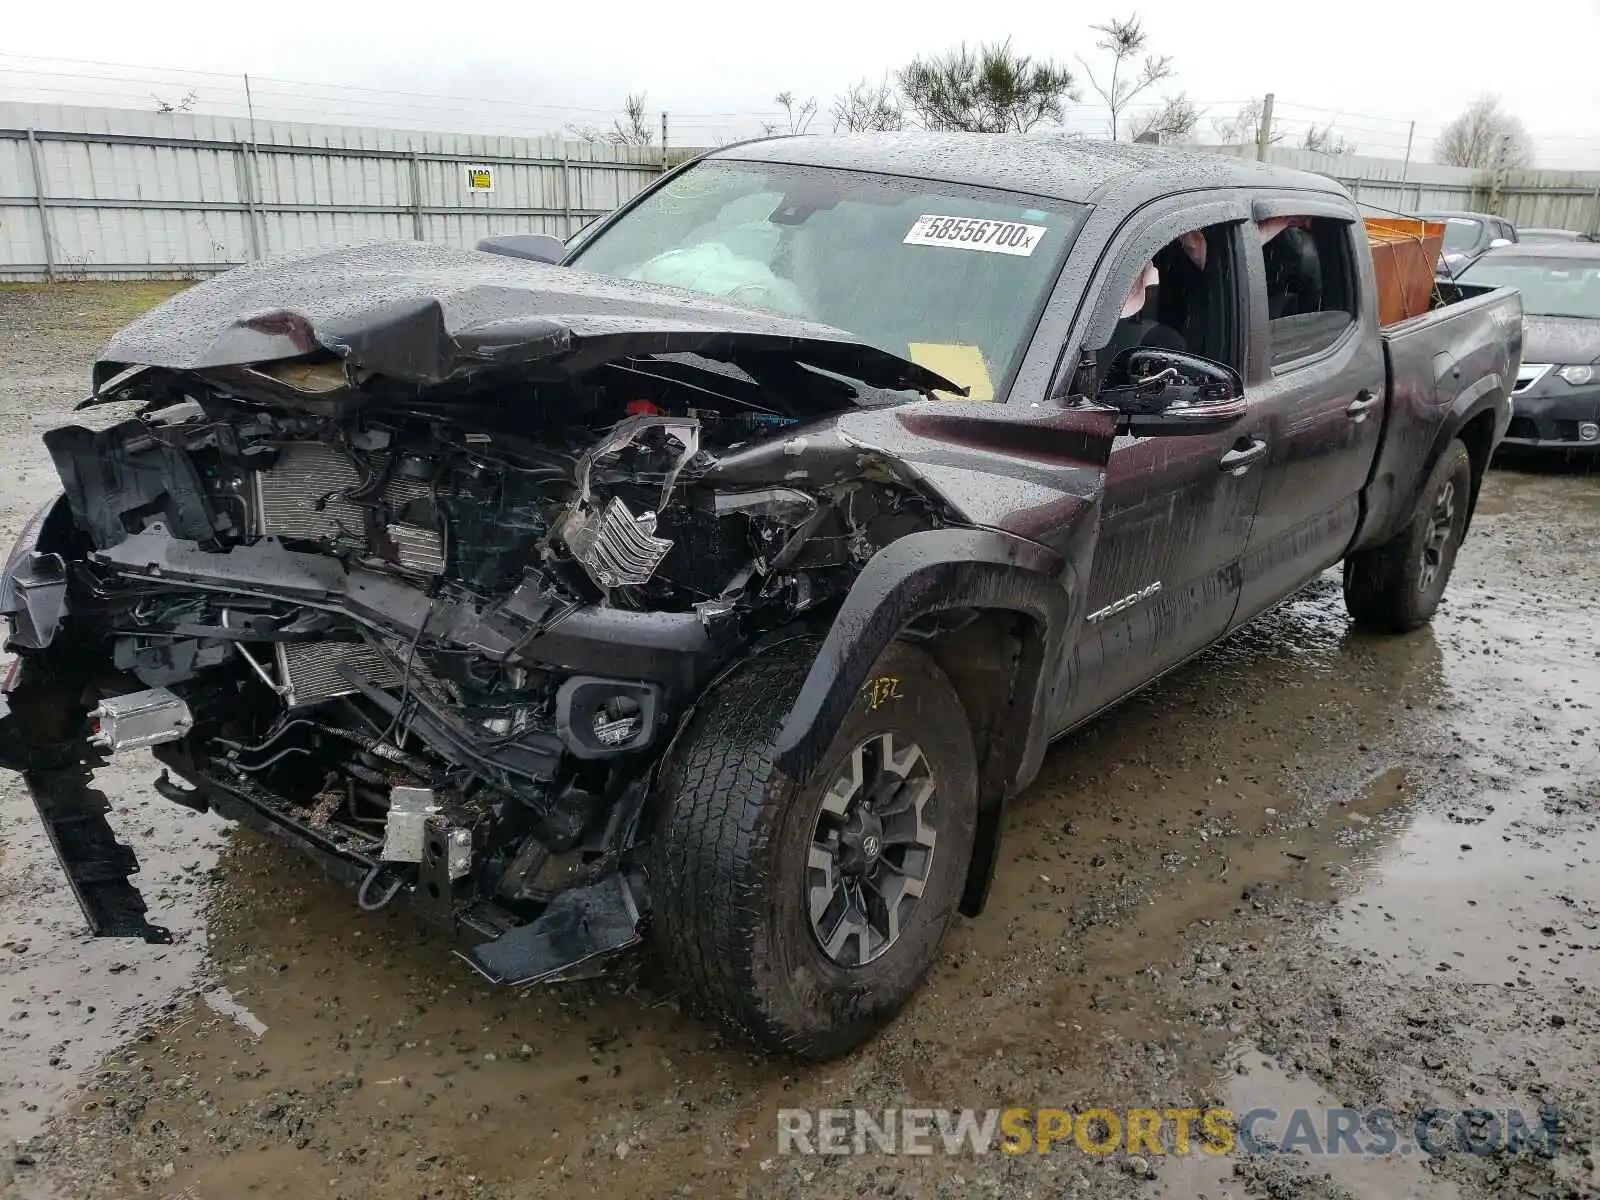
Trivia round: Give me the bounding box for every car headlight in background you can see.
[1556,364,1595,385]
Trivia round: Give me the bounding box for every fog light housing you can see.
[1557,364,1595,385]
[554,677,660,758]
[1579,421,1600,442]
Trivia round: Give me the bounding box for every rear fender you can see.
[1388,384,1509,548]
[1429,381,1510,532]
[1357,293,1518,552]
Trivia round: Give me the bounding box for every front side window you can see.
[1259,216,1359,368]
[1094,221,1243,379]
[571,160,1088,401]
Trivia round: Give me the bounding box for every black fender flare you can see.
[771,527,1076,918]
[1,492,74,651]
[1414,382,1509,536]
[3,492,69,572]
[1356,377,1509,556]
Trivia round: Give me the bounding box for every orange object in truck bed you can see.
[1366,217,1445,326]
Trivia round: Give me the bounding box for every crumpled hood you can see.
[1521,314,1600,365]
[93,239,960,396]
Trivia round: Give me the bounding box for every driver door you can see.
[1062,213,1269,724]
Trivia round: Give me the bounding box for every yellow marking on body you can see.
[862,676,902,710]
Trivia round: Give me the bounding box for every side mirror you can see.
[1488,237,1513,249]
[476,233,566,264]
[1098,347,1247,436]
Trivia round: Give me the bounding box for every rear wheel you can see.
[1343,438,1473,632]
[647,638,976,1060]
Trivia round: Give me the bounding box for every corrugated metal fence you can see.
[1197,143,1600,234]
[0,102,678,281]
[7,102,1600,282]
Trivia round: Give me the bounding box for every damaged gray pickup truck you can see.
[0,135,1521,1059]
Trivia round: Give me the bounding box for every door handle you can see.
[1347,390,1381,423]
[1219,438,1268,475]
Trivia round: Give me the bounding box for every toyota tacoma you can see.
[0,135,1521,1059]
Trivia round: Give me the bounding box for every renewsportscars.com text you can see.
[777,1106,1563,1158]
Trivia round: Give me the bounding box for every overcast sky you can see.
[6,0,1600,166]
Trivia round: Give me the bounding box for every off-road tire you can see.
[647,637,977,1060]
[1343,438,1473,633]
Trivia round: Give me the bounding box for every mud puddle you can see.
[0,761,225,1145]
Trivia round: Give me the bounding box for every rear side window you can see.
[1259,216,1360,369]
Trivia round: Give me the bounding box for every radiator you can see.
[274,641,404,709]
[249,441,445,709]
[250,442,443,574]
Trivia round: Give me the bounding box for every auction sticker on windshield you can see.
[904,215,1047,256]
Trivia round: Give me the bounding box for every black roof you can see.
[1474,241,1600,260]
[709,133,1344,205]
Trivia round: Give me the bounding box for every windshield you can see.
[570,160,1087,401]
[1458,256,1600,319]
[1426,216,1485,255]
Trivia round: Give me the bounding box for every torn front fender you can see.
[832,399,1118,556]
[767,401,1117,918]
[774,400,1118,779]
[770,527,1074,800]
[769,527,1081,921]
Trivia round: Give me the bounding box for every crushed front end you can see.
[0,243,959,985]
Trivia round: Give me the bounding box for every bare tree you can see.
[898,40,1078,134]
[1128,93,1199,143]
[152,89,198,114]
[610,92,655,146]
[1212,97,1284,147]
[1301,122,1357,155]
[831,77,905,133]
[1435,95,1533,169]
[762,91,819,136]
[1077,15,1174,140]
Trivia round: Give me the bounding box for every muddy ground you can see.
[0,282,1596,1200]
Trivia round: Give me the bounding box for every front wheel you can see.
[647,638,977,1060]
[1343,438,1473,633]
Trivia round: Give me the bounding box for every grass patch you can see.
[0,281,192,340]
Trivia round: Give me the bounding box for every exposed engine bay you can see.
[10,339,950,979]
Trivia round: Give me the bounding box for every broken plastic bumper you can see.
[11,737,644,984]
